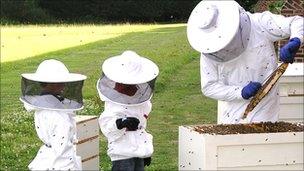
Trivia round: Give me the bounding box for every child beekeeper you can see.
[20,59,87,170]
[97,51,159,171]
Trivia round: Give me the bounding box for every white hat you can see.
[22,59,87,82]
[102,51,159,84]
[187,0,241,53]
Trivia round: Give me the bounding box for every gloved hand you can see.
[116,117,140,131]
[280,37,301,64]
[241,82,262,100]
[144,157,151,166]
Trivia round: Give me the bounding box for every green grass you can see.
[0,24,217,170]
[0,24,184,62]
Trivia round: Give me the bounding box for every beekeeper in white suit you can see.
[20,59,87,170]
[97,51,159,171]
[187,0,303,124]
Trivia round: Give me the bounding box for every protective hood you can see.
[97,51,159,106]
[187,0,251,62]
[20,59,86,111]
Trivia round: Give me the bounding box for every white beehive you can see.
[75,115,100,170]
[217,100,226,124]
[279,63,304,122]
[179,126,303,170]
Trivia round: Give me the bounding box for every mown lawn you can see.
[0,24,217,170]
[0,24,183,62]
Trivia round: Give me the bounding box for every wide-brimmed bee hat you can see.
[187,0,241,53]
[97,51,159,106]
[20,59,87,111]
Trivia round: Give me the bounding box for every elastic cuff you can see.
[236,86,245,100]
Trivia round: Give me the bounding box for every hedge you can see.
[1,0,258,24]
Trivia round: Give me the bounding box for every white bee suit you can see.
[20,59,86,170]
[99,100,154,161]
[97,51,158,161]
[25,100,82,170]
[200,11,303,124]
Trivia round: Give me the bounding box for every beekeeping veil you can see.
[97,51,159,106]
[187,0,251,62]
[20,59,87,111]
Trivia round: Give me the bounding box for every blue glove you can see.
[241,82,262,100]
[280,37,301,64]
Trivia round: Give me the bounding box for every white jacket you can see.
[99,100,153,161]
[23,100,82,170]
[201,11,303,124]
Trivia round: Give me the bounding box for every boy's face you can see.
[43,83,65,95]
[114,83,138,96]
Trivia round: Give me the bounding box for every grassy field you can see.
[0,24,183,62]
[0,24,217,170]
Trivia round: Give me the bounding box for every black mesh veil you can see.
[203,8,251,62]
[20,77,84,110]
[97,74,156,105]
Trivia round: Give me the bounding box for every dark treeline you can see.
[0,0,258,24]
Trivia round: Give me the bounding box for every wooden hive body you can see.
[75,115,100,170]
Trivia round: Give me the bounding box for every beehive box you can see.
[217,100,226,124]
[279,63,304,122]
[75,115,100,170]
[179,122,304,170]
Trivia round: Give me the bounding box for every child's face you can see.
[43,83,65,95]
[114,83,138,96]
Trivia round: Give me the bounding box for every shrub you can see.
[1,0,54,24]
[1,0,258,24]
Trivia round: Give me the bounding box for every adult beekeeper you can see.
[187,1,303,124]
[20,59,87,170]
[97,51,159,171]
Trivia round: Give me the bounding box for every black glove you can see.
[116,117,140,131]
[144,157,151,166]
